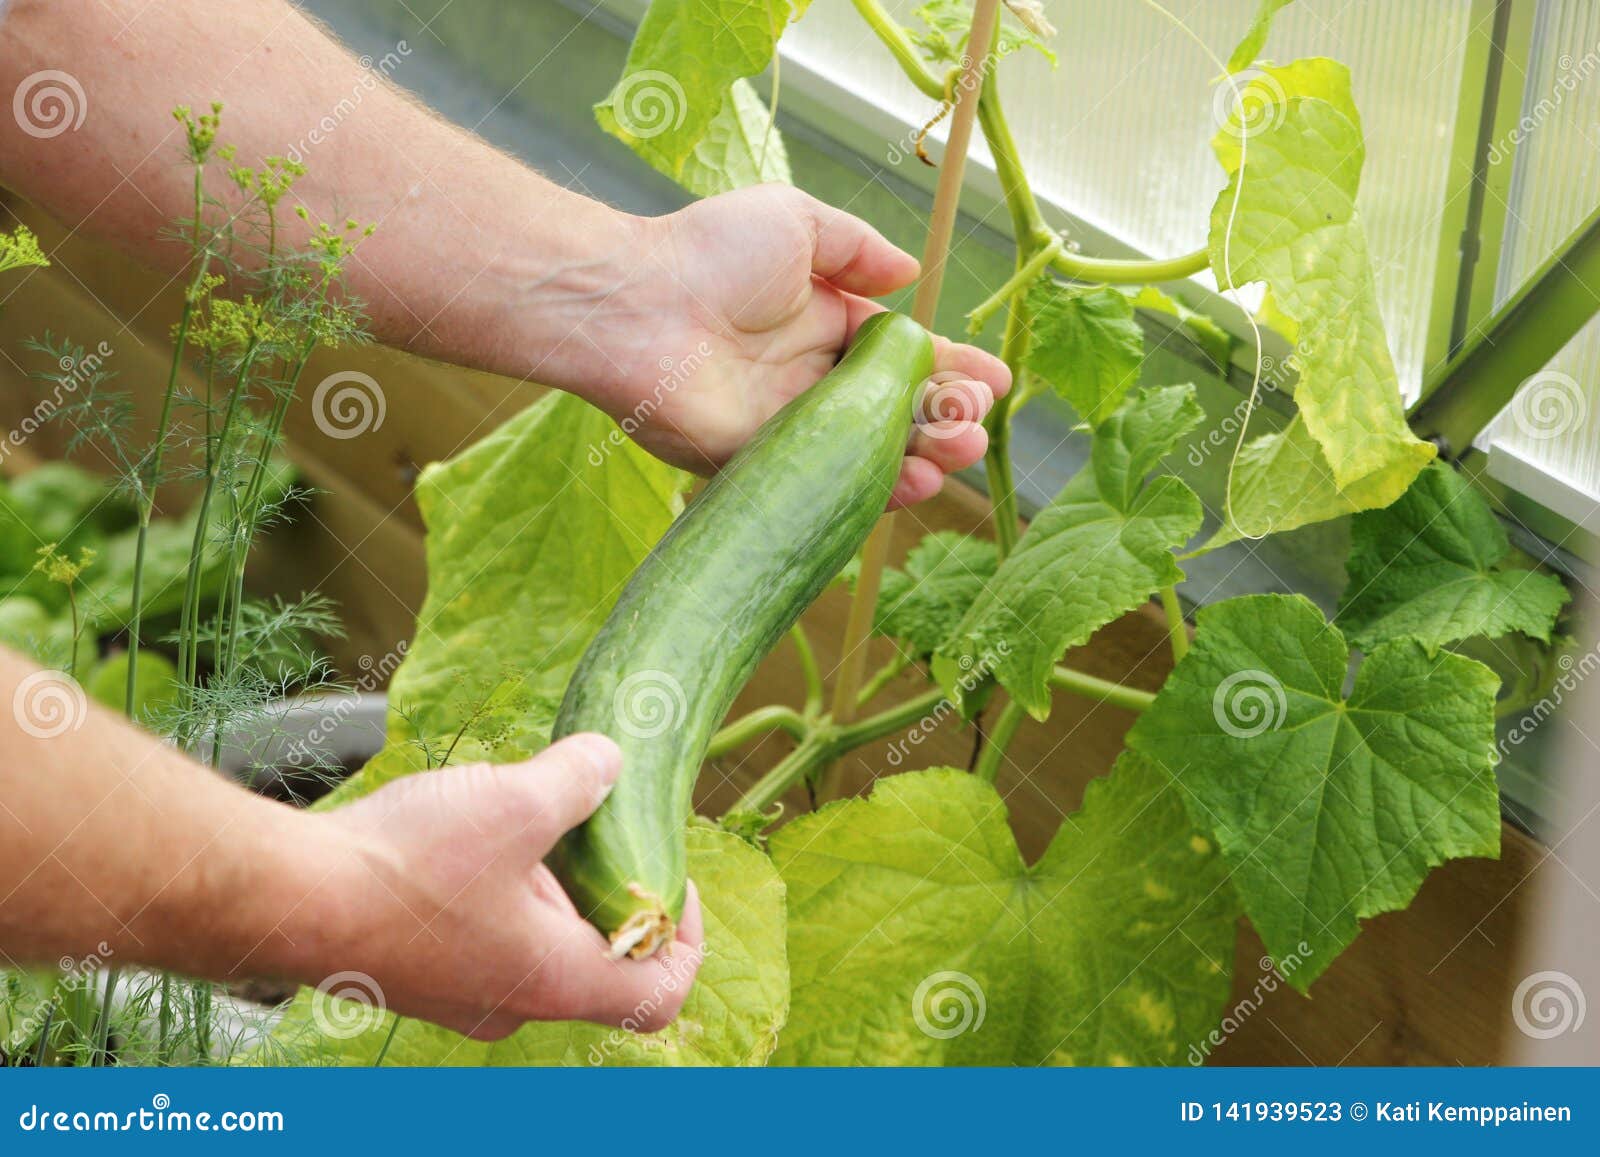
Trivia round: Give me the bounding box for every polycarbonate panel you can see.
[781,0,1474,396]
[1480,0,1600,511]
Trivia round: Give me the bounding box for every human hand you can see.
[316,734,702,1041]
[586,185,1011,509]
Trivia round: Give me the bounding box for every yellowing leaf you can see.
[1210,61,1432,538]
[771,759,1236,1065]
[1211,414,1434,546]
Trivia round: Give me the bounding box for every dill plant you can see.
[0,105,371,1067]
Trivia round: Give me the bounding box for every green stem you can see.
[789,622,824,719]
[1048,664,1156,712]
[1159,585,1189,663]
[92,969,116,1066]
[1053,246,1210,284]
[373,1016,403,1066]
[856,650,912,708]
[706,704,809,759]
[192,980,212,1062]
[977,81,1051,245]
[157,973,173,1063]
[177,354,219,691]
[849,0,946,99]
[732,733,833,815]
[728,685,950,815]
[129,163,211,719]
[973,696,1024,783]
[974,80,1044,561]
[176,341,262,752]
[32,1007,52,1066]
[966,236,1063,334]
[832,684,948,750]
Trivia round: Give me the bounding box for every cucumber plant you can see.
[275,0,1574,1067]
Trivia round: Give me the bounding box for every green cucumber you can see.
[548,311,935,957]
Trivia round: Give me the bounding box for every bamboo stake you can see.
[817,0,1003,802]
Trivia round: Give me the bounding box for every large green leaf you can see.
[1024,283,1145,426]
[935,385,1204,718]
[677,79,790,195]
[596,1,792,191]
[378,391,686,772]
[1209,61,1433,539]
[1127,594,1501,988]
[1338,462,1569,653]
[267,826,788,1067]
[771,758,1237,1065]
[1210,415,1435,546]
[872,530,998,656]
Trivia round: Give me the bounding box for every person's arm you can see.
[0,649,702,1039]
[0,0,1008,502]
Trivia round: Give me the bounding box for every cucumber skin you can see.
[547,312,935,952]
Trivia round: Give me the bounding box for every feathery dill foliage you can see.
[0,224,49,276]
[1,104,371,1068]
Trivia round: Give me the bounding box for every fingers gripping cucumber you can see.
[547,312,935,958]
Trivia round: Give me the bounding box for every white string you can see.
[1137,0,1269,540]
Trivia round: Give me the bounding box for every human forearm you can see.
[0,0,644,393]
[0,648,700,1034]
[0,649,373,984]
